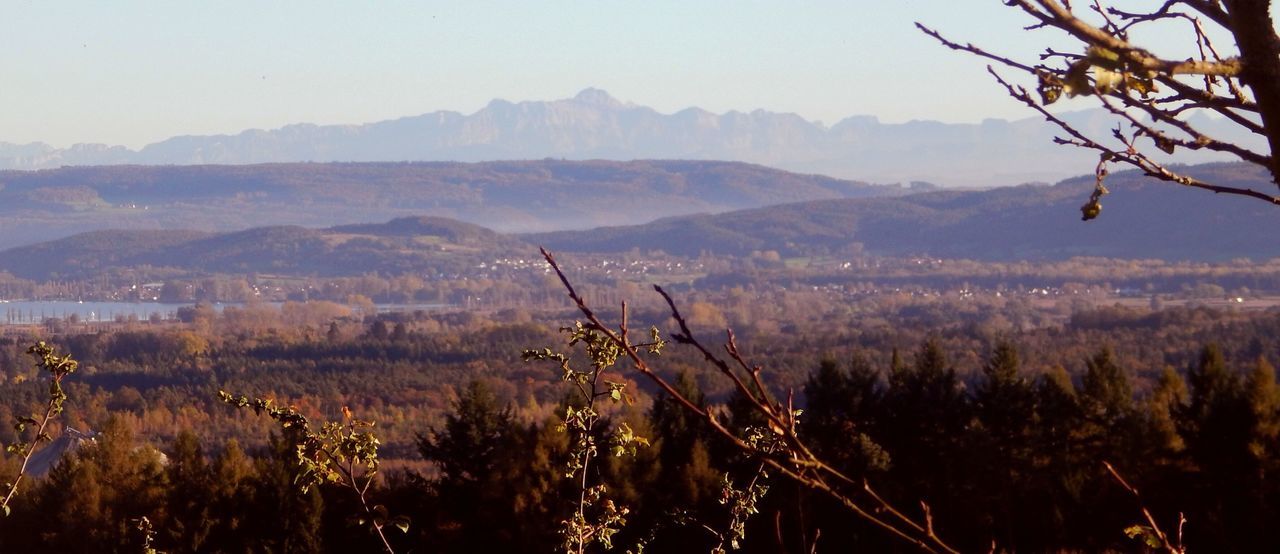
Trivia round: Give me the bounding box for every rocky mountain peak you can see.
[572,87,624,108]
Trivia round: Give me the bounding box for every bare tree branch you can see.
[987,66,1280,205]
[921,0,1280,207]
[538,247,962,554]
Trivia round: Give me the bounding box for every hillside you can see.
[9,162,1280,281]
[532,162,1280,261]
[0,216,528,281]
[0,159,892,250]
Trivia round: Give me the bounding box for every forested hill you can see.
[532,162,1280,261]
[0,216,529,281]
[10,162,1280,280]
[0,160,895,250]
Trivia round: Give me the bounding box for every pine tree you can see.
[420,380,515,485]
[879,339,970,544]
[1027,365,1081,549]
[1173,344,1252,550]
[971,342,1036,550]
[1180,344,1249,477]
[802,354,886,474]
[165,430,213,552]
[1244,356,1280,469]
[418,379,518,552]
[1240,356,1280,551]
[1080,347,1134,432]
[974,342,1035,453]
[1150,366,1189,453]
[250,433,324,554]
[650,371,717,502]
[202,439,258,553]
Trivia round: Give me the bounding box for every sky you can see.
[0,1,1181,148]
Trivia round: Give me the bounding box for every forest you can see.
[0,266,1279,552]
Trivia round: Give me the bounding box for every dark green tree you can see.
[878,339,971,547]
[417,380,518,552]
[164,430,213,552]
[971,342,1036,550]
[201,439,259,553]
[650,371,718,507]
[249,433,325,554]
[1176,344,1251,550]
[802,354,887,475]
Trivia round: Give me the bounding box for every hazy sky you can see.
[0,1,1144,148]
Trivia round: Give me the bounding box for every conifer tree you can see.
[251,433,324,554]
[1244,356,1280,468]
[165,430,213,551]
[802,354,887,474]
[650,371,717,508]
[417,380,518,552]
[971,342,1036,550]
[1146,366,1189,456]
[879,339,970,541]
[1180,344,1250,482]
[202,439,258,553]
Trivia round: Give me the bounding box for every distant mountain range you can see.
[6,162,1280,282]
[0,89,1255,187]
[0,160,898,250]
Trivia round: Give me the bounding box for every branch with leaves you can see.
[218,392,408,554]
[1,342,79,517]
[536,248,960,554]
[523,321,657,553]
[920,0,1280,215]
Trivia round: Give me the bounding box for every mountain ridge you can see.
[0,89,1255,187]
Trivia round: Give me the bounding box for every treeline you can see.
[14,248,1280,310]
[1,338,1277,552]
[4,298,1280,461]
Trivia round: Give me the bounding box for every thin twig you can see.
[538,248,962,554]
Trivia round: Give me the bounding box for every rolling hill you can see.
[0,159,895,250]
[0,216,529,281]
[8,162,1280,283]
[532,163,1280,262]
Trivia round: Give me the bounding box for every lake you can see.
[0,300,451,325]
